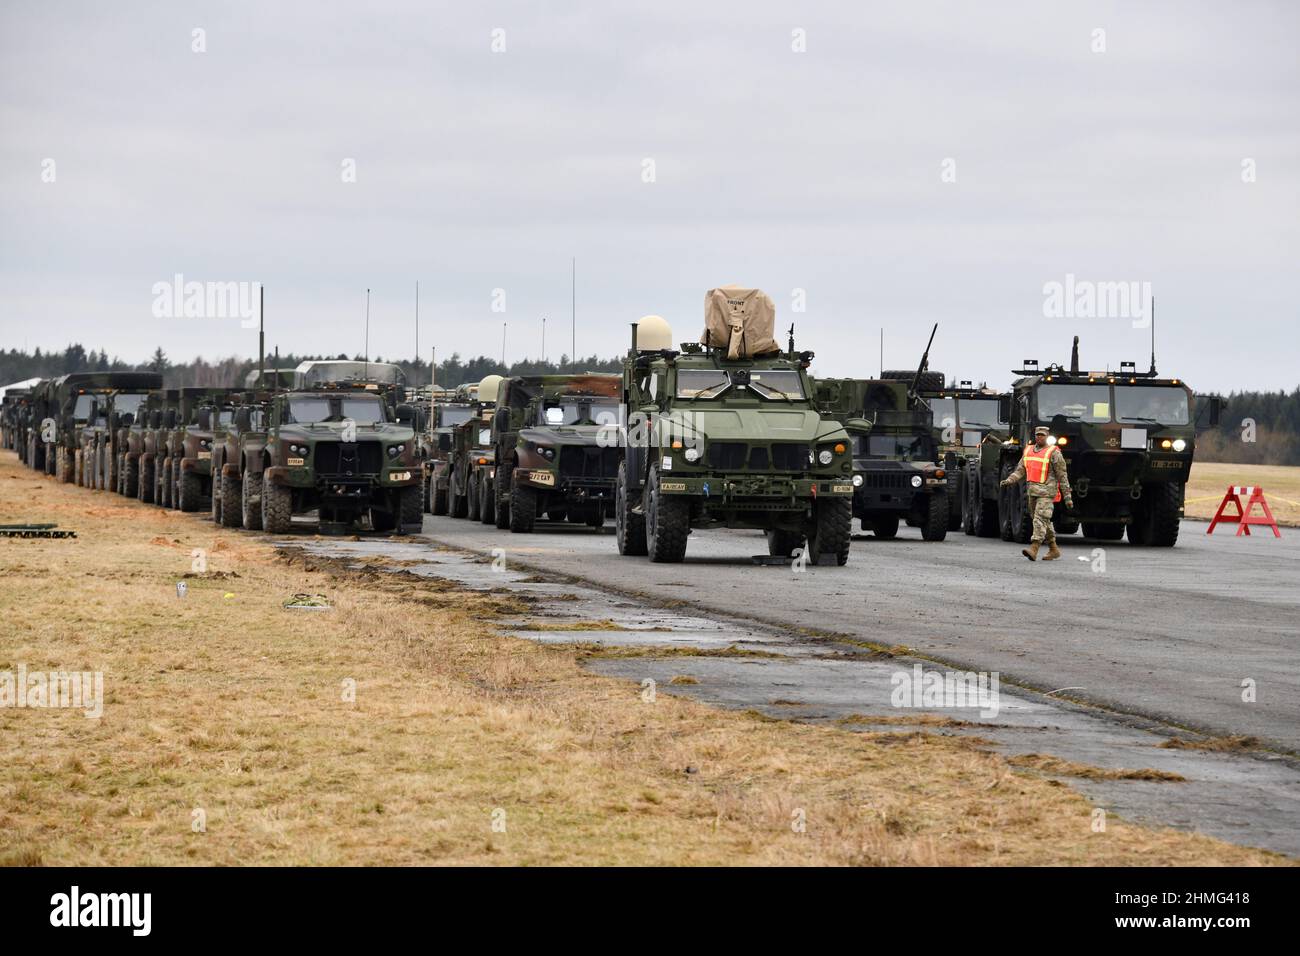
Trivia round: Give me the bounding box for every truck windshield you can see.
[1037,385,1111,423]
[440,407,472,426]
[544,398,619,426]
[676,370,730,399]
[72,395,94,420]
[956,399,1002,428]
[285,396,387,424]
[748,371,805,400]
[1114,386,1189,425]
[861,433,932,461]
[114,393,148,417]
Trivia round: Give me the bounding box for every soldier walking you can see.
[1000,426,1073,561]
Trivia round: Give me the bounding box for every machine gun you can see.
[909,323,939,402]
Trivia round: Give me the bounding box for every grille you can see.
[704,442,808,472]
[770,443,808,471]
[861,471,908,489]
[558,445,619,479]
[314,441,382,476]
[706,442,747,470]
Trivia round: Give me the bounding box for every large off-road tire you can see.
[479,476,496,525]
[1083,522,1124,541]
[241,471,262,530]
[1052,512,1080,536]
[431,479,449,516]
[1128,482,1181,547]
[219,473,241,527]
[999,466,1032,543]
[509,482,537,533]
[450,482,468,518]
[920,491,949,542]
[968,465,999,538]
[59,448,75,483]
[870,515,899,539]
[586,507,605,529]
[397,485,423,534]
[422,475,431,513]
[882,369,946,392]
[615,460,647,556]
[157,458,172,508]
[494,466,512,529]
[122,456,137,498]
[74,448,84,486]
[766,528,805,557]
[466,473,481,521]
[210,469,221,521]
[808,496,852,565]
[138,457,155,503]
[177,470,202,512]
[261,472,292,533]
[947,471,964,531]
[645,465,689,563]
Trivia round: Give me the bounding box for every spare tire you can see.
[881,370,946,392]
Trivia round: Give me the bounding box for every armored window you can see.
[1114,386,1189,426]
[675,370,730,399]
[747,370,805,400]
[1037,385,1111,424]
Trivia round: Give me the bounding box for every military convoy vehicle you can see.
[169,388,238,511]
[210,392,268,527]
[489,372,622,533]
[244,360,422,534]
[985,338,1221,547]
[425,384,480,515]
[615,289,856,565]
[1,385,38,463]
[77,374,162,492]
[29,373,159,486]
[814,377,950,541]
[918,382,1008,534]
[440,375,500,522]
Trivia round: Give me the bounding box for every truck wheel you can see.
[479,476,496,525]
[1130,482,1181,547]
[1052,512,1079,536]
[921,491,949,542]
[123,457,139,499]
[969,466,999,538]
[261,472,292,533]
[870,515,899,539]
[450,484,468,518]
[808,497,852,565]
[157,459,171,508]
[999,468,1032,543]
[139,458,155,503]
[59,448,75,483]
[615,460,647,556]
[466,473,481,521]
[494,467,512,529]
[178,470,202,512]
[646,466,688,563]
[586,508,605,529]
[210,470,221,521]
[219,473,241,528]
[74,449,84,486]
[432,480,449,516]
[422,475,431,513]
[510,482,537,533]
[398,485,423,534]
[1084,522,1124,541]
[947,472,964,531]
[241,472,262,530]
[766,528,805,557]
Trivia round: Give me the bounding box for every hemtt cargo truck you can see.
[615,289,855,565]
[490,373,622,533]
[987,337,1222,547]
[919,382,1008,536]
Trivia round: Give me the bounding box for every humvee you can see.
[988,337,1222,547]
[489,372,622,533]
[615,289,855,565]
[247,361,422,534]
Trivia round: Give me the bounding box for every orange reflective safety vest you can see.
[1023,445,1061,502]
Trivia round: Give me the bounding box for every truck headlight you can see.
[818,449,834,465]
[683,447,701,462]
[910,475,923,488]
[537,445,555,460]
[387,443,405,459]
[852,474,863,487]
[1172,439,1186,452]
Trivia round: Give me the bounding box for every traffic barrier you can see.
[1206,486,1281,537]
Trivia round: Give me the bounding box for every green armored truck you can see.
[170,388,238,512]
[247,361,422,535]
[426,384,480,516]
[813,377,950,541]
[78,374,162,492]
[442,375,500,522]
[490,372,622,533]
[919,382,1008,535]
[989,337,1222,547]
[615,289,856,565]
[210,392,270,527]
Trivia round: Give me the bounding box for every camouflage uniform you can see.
[1005,442,1073,545]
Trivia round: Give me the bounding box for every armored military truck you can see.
[247,361,422,534]
[615,290,856,565]
[170,388,238,511]
[426,384,480,516]
[490,372,622,533]
[439,376,499,521]
[120,390,171,500]
[918,382,1008,535]
[35,373,155,486]
[26,380,56,474]
[210,392,270,527]
[814,377,950,541]
[78,375,162,492]
[990,338,1222,547]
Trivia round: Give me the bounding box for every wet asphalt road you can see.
[414,514,1300,753]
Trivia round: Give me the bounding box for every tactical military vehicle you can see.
[615,289,855,565]
[78,375,162,492]
[490,372,622,533]
[919,382,1008,534]
[247,361,422,534]
[988,337,1222,547]
[1,385,37,462]
[426,383,481,516]
[171,388,238,511]
[210,392,270,527]
[441,376,499,522]
[34,373,157,486]
[813,376,950,541]
[119,390,172,500]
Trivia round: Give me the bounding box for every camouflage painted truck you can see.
[918,382,1008,535]
[37,373,157,486]
[444,375,500,522]
[120,390,173,501]
[79,374,162,492]
[425,384,479,515]
[489,372,622,533]
[986,338,1223,547]
[813,377,950,541]
[615,289,856,565]
[244,361,423,534]
[171,388,239,512]
[210,391,270,527]
[26,380,56,474]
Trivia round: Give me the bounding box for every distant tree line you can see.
[0,344,622,393]
[1195,389,1300,466]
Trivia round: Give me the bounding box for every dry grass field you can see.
[1187,462,1300,525]
[0,451,1287,866]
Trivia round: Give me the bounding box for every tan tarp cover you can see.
[700,286,780,359]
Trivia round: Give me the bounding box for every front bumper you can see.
[657,474,853,501]
[265,465,419,492]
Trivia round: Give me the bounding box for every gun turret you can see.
[909,323,938,399]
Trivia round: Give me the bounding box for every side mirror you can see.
[395,403,414,425]
[196,408,212,431]
[997,395,1012,425]
[235,407,252,431]
[437,433,452,452]
[495,408,510,434]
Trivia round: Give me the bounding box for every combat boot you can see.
[1021,543,1040,561]
[1042,541,1062,561]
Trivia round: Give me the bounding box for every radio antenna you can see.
[1149,295,1157,375]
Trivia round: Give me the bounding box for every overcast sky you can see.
[1,0,1296,392]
